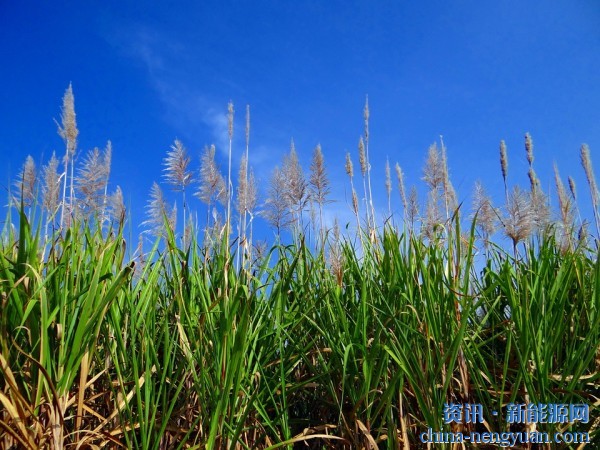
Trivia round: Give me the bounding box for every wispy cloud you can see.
[107,22,280,179]
[107,24,230,152]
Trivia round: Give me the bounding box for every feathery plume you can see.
[163,139,192,191]
[554,164,574,251]
[499,140,508,182]
[309,144,329,207]
[440,137,457,218]
[567,175,583,226]
[345,151,360,231]
[362,96,375,230]
[246,168,257,213]
[358,137,367,176]
[264,166,292,235]
[350,187,363,247]
[134,234,146,280]
[423,143,443,191]
[235,154,249,268]
[395,162,407,214]
[109,186,126,226]
[57,84,79,228]
[531,188,551,233]
[522,133,550,234]
[237,162,257,258]
[282,139,308,229]
[57,83,79,157]
[358,136,371,228]
[228,101,234,140]
[196,144,226,206]
[16,155,37,207]
[407,186,419,232]
[528,167,540,193]
[568,176,577,201]
[236,155,249,218]
[525,132,534,166]
[472,181,496,245]
[500,140,509,202]
[77,147,105,216]
[42,152,60,218]
[352,189,359,215]
[143,182,173,238]
[581,144,600,236]
[345,152,354,179]
[503,186,533,253]
[235,104,253,268]
[197,144,226,239]
[422,142,453,228]
[581,144,597,195]
[164,139,192,246]
[310,143,330,246]
[102,141,112,181]
[41,153,61,248]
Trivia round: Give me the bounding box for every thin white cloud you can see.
[107,22,283,183]
[107,24,230,152]
[201,108,230,159]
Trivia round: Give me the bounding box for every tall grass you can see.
[1,87,598,449]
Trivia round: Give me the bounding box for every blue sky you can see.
[1,1,599,241]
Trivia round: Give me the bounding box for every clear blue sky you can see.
[1,1,599,239]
